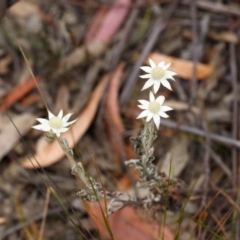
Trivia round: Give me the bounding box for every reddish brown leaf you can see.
[0,76,42,114]
[148,53,214,80]
[105,63,137,163]
[84,8,109,43]
[88,202,174,240]
[86,0,130,44]
[106,63,125,134]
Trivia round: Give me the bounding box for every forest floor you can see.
[1,0,240,240]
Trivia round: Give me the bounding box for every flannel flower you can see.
[137,91,172,129]
[32,109,77,137]
[140,58,176,93]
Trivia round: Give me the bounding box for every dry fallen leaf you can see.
[148,53,214,80]
[21,76,109,168]
[0,113,37,161]
[0,76,42,114]
[105,63,125,157]
[106,63,125,133]
[208,30,238,43]
[160,138,189,178]
[87,0,130,44]
[84,8,109,43]
[105,63,137,170]
[8,1,40,18]
[88,201,174,240]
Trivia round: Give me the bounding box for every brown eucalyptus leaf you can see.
[106,63,125,134]
[86,0,130,44]
[149,53,214,80]
[0,113,36,160]
[88,202,174,240]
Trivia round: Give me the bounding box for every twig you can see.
[38,188,51,240]
[189,0,198,105]
[201,120,211,210]
[210,211,231,240]
[208,148,232,179]
[129,110,240,148]
[182,0,240,17]
[2,207,65,239]
[160,119,240,149]
[230,42,238,187]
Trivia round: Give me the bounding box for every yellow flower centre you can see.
[151,67,164,80]
[49,117,62,129]
[148,101,160,114]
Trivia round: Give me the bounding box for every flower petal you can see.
[137,110,149,119]
[62,113,73,123]
[161,79,172,90]
[63,119,77,127]
[149,58,156,68]
[156,95,165,105]
[159,111,169,118]
[55,131,61,137]
[138,105,148,110]
[142,79,154,91]
[59,127,69,133]
[153,81,161,93]
[32,124,51,132]
[161,106,173,112]
[36,118,49,125]
[146,112,154,122]
[51,128,58,134]
[165,71,177,80]
[149,91,155,102]
[48,110,55,119]
[153,115,160,129]
[138,100,149,106]
[140,66,152,73]
[162,62,171,70]
[158,61,165,67]
[139,74,151,79]
[58,109,63,118]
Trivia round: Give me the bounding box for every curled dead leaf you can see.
[0,113,37,161]
[106,63,125,133]
[88,201,174,240]
[149,53,214,80]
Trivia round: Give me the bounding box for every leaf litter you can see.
[1,0,240,239]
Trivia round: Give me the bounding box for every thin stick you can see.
[160,119,240,149]
[182,0,240,17]
[230,42,238,186]
[38,187,51,240]
[201,120,211,209]
[189,0,198,105]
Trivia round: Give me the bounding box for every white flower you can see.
[140,58,177,93]
[137,91,172,129]
[32,109,77,137]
